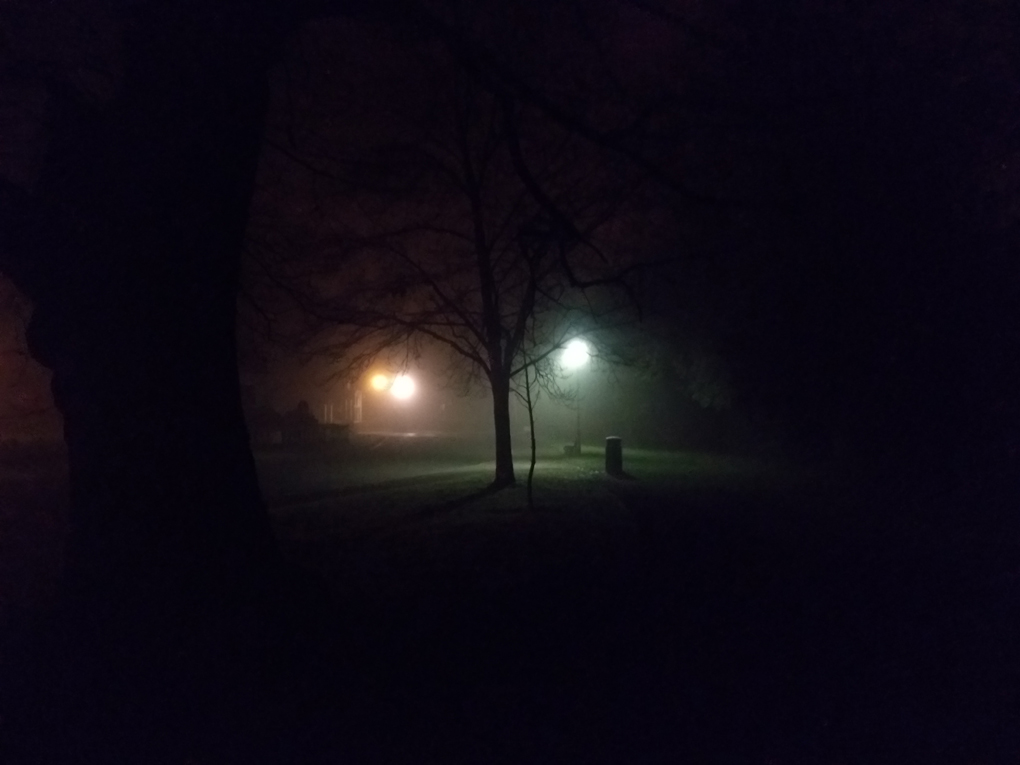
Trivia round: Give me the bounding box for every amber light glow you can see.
[370,373,390,391]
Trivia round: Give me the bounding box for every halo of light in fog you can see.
[370,373,390,391]
[561,339,590,369]
[390,374,415,399]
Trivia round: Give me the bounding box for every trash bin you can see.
[605,436,623,475]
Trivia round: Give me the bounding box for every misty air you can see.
[0,2,1016,764]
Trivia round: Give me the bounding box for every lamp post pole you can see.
[562,338,590,457]
[575,405,581,454]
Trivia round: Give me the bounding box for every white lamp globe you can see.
[390,374,416,400]
[562,339,590,369]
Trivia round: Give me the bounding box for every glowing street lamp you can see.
[561,338,590,369]
[370,373,391,391]
[390,374,416,400]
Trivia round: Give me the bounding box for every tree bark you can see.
[1,2,301,758]
[490,373,516,487]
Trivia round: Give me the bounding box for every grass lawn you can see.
[268,446,809,620]
[264,447,1016,764]
[1,445,1014,763]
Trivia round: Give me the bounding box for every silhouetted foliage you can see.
[248,17,658,485]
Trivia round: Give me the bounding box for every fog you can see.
[0,3,1015,763]
[241,339,753,451]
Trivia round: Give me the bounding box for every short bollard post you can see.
[605,436,623,475]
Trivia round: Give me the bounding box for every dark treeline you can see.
[683,3,1018,508]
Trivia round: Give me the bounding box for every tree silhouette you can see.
[249,19,653,486]
[0,2,313,758]
[0,1,1015,759]
[0,8,663,755]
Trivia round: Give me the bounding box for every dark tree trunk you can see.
[490,373,516,487]
[524,362,537,509]
[0,3,301,758]
[29,0,289,603]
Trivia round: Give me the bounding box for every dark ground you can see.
[286,487,1017,763]
[1,443,1017,764]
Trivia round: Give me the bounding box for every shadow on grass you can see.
[408,482,506,523]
